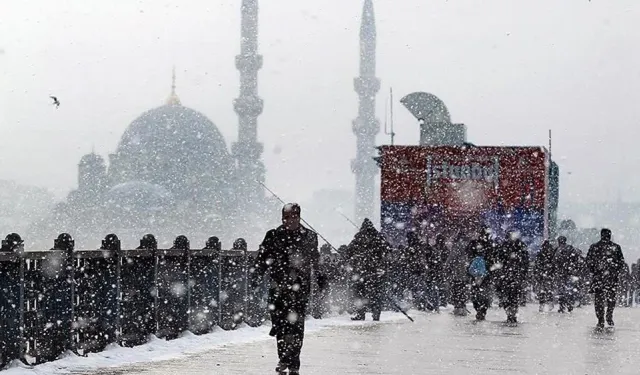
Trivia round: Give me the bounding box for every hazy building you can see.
[28,0,270,249]
[29,78,248,248]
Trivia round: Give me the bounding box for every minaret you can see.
[232,0,265,208]
[352,0,381,223]
[166,66,181,106]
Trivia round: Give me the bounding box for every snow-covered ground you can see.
[3,313,408,375]
[9,305,640,374]
[44,305,640,375]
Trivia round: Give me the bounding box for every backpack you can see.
[468,256,488,278]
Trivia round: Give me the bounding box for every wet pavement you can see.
[74,305,640,375]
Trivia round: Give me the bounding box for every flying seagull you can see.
[50,96,60,108]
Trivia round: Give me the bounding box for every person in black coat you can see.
[617,262,632,307]
[448,231,472,316]
[555,236,582,313]
[252,203,321,375]
[630,263,639,307]
[586,228,626,328]
[311,244,333,319]
[424,236,444,312]
[433,234,449,308]
[333,246,351,314]
[404,232,428,310]
[465,227,497,321]
[493,231,529,324]
[534,240,557,312]
[346,218,389,321]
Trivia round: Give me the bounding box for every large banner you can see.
[380,146,548,252]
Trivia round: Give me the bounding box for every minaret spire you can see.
[171,66,176,95]
[166,66,181,106]
[232,0,265,210]
[352,0,380,223]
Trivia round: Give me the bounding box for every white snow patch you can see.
[4,313,408,374]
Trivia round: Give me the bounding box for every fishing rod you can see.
[336,212,414,322]
[391,300,415,322]
[257,180,339,252]
[337,211,359,229]
[256,184,416,322]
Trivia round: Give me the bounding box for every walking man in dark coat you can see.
[586,228,626,329]
[405,231,428,310]
[534,240,557,312]
[448,231,472,316]
[493,230,529,324]
[555,236,583,313]
[465,227,497,321]
[346,218,389,321]
[253,203,321,375]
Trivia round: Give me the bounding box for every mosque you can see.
[28,0,383,249]
[28,72,265,249]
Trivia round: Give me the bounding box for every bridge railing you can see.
[0,242,269,368]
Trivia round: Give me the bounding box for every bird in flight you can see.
[50,96,60,108]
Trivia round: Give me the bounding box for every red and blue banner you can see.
[379,145,549,253]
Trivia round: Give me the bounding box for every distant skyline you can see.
[1,0,640,209]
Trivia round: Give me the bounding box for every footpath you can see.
[10,305,640,375]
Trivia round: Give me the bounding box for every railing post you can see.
[74,234,120,354]
[115,247,122,345]
[17,243,25,364]
[102,235,120,349]
[153,244,159,336]
[156,236,190,339]
[189,238,221,335]
[65,245,75,355]
[219,238,248,330]
[244,249,267,327]
[118,241,157,347]
[0,234,25,366]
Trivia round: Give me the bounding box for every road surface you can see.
[72,304,640,374]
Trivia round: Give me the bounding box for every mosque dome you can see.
[116,103,230,165]
[108,75,235,202]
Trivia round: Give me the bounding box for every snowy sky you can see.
[1,0,639,207]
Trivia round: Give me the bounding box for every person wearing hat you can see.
[252,203,321,375]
